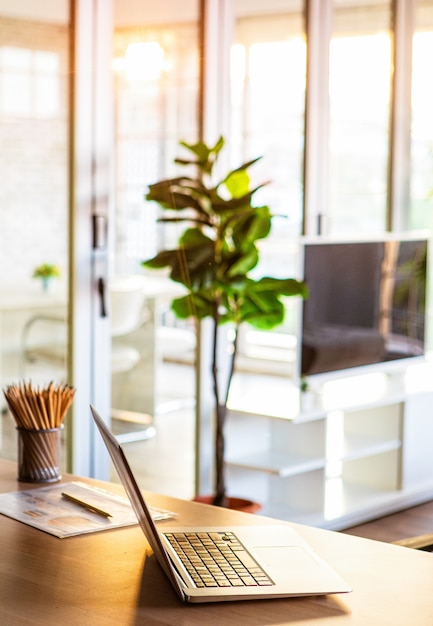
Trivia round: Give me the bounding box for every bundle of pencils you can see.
[3,381,75,482]
[3,381,75,430]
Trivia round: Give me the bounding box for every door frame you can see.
[67,0,113,479]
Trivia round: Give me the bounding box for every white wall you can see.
[0,0,68,23]
[114,0,197,26]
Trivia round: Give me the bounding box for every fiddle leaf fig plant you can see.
[143,137,307,507]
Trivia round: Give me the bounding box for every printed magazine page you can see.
[0,481,176,537]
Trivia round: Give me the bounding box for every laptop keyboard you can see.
[164,531,274,588]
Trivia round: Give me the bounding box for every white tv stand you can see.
[226,362,433,530]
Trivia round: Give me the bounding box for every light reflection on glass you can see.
[328,5,392,234]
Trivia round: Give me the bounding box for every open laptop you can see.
[90,405,351,603]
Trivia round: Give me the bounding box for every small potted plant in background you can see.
[32,263,61,292]
[300,375,315,412]
[143,137,307,508]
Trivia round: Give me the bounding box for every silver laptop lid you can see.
[90,405,185,600]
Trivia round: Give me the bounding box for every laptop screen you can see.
[90,405,184,599]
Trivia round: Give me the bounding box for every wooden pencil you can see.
[3,381,75,430]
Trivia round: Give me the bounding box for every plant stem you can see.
[212,299,226,507]
[224,324,238,408]
[211,300,240,507]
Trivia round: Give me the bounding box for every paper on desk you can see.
[0,481,176,538]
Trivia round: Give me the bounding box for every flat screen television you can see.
[299,234,429,379]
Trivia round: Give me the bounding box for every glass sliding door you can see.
[232,0,305,243]
[230,0,305,380]
[328,1,393,234]
[109,1,200,498]
[0,1,70,462]
[410,0,433,231]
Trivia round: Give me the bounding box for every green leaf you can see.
[172,293,214,320]
[240,289,286,327]
[225,248,259,277]
[146,177,192,198]
[243,305,286,329]
[231,207,271,244]
[158,216,213,228]
[211,187,264,214]
[177,137,225,174]
[179,140,212,163]
[146,180,206,215]
[210,136,225,154]
[223,169,250,198]
[143,236,215,289]
[252,277,309,298]
[179,227,213,247]
[172,248,214,287]
[142,249,180,270]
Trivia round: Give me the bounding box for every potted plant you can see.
[32,263,61,291]
[142,137,307,507]
[300,375,315,412]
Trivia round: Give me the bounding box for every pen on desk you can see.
[61,492,112,518]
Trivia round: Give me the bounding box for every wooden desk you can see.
[0,459,432,626]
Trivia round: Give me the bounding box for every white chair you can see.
[21,275,156,442]
[109,276,156,443]
[21,314,68,382]
[110,275,151,374]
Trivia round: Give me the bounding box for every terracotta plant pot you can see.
[193,495,262,514]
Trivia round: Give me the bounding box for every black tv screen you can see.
[300,236,428,378]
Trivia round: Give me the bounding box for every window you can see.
[232,5,306,266]
[328,2,393,234]
[0,46,61,118]
[410,1,433,230]
[230,2,305,372]
[113,23,200,271]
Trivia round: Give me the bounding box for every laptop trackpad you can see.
[254,546,319,570]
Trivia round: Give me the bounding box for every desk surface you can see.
[0,459,432,626]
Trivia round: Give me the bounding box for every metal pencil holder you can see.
[3,381,75,484]
[17,426,62,483]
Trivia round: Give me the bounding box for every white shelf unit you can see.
[225,365,433,530]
